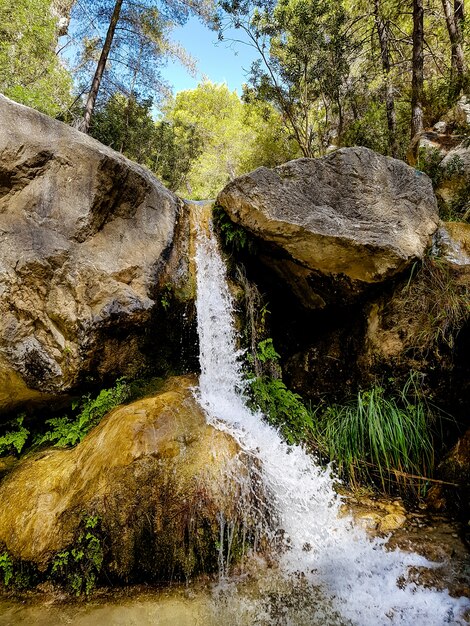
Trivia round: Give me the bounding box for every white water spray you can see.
[194,214,470,626]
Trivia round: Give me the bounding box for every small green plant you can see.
[311,375,436,493]
[248,338,314,444]
[51,514,104,596]
[447,178,470,222]
[0,415,29,456]
[251,376,314,444]
[213,205,251,252]
[160,284,173,310]
[417,148,470,221]
[0,552,13,586]
[256,338,280,363]
[417,148,464,188]
[38,379,130,448]
[0,551,36,589]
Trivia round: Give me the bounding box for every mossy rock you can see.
[0,376,260,583]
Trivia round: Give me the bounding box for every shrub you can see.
[248,338,314,444]
[251,376,314,444]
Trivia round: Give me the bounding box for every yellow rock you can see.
[0,376,256,581]
[355,512,381,531]
[378,513,407,533]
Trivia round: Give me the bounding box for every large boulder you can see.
[0,96,192,413]
[217,148,439,308]
[0,376,258,581]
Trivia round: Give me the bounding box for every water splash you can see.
[194,212,470,626]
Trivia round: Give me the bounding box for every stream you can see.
[0,208,469,625]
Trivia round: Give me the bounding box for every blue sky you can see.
[160,17,258,95]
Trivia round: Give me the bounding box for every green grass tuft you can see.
[311,375,437,493]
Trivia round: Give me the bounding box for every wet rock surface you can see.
[344,494,470,601]
[0,376,255,581]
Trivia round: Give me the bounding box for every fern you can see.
[251,376,314,444]
[256,339,280,363]
[51,514,103,595]
[38,379,130,448]
[0,415,29,456]
[0,553,13,585]
[213,205,251,252]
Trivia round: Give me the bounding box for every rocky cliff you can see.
[0,95,195,413]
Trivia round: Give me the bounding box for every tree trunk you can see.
[454,0,464,29]
[441,0,466,97]
[411,0,424,140]
[80,0,124,134]
[374,0,398,157]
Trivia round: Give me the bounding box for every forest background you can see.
[0,0,468,200]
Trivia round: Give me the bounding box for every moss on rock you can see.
[0,376,262,585]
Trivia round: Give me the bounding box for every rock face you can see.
[435,144,470,214]
[0,95,191,413]
[426,426,470,520]
[0,376,257,581]
[217,147,439,307]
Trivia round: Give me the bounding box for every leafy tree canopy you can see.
[0,0,73,116]
[162,81,298,198]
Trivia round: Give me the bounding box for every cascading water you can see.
[194,211,470,626]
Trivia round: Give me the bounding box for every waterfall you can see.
[194,213,470,626]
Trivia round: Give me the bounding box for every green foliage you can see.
[238,98,300,171]
[68,0,214,124]
[417,147,464,188]
[416,148,470,221]
[0,551,36,589]
[0,0,73,116]
[90,94,157,163]
[38,379,130,448]
[219,0,468,157]
[0,552,13,586]
[89,93,203,193]
[51,514,104,596]
[159,284,173,311]
[163,82,251,198]
[153,119,203,192]
[447,179,470,222]
[256,339,281,364]
[0,415,30,456]
[81,82,296,200]
[248,338,313,444]
[311,376,436,493]
[213,205,251,252]
[416,147,446,187]
[161,81,296,199]
[341,101,390,154]
[251,377,314,445]
[221,0,350,156]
